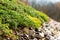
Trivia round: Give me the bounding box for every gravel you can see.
[17,19,60,40]
[1,19,60,40]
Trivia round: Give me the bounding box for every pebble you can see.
[18,19,60,40]
[9,19,60,40]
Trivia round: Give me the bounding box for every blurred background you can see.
[20,0,60,22]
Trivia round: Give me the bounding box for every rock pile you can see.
[16,19,60,40]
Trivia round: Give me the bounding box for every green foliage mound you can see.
[0,0,49,39]
[0,0,48,29]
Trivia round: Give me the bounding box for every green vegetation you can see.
[0,24,17,40]
[0,0,49,40]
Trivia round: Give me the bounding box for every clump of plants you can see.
[0,0,49,40]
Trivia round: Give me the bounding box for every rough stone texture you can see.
[13,18,60,40]
[0,18,60,40]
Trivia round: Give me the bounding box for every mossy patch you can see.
[0,0,49,40]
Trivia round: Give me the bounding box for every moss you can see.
[0,24,17,40]
[0,0,49,29]
[0,0,49,40]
